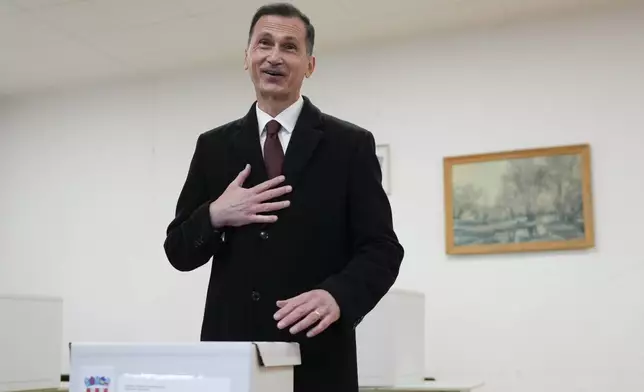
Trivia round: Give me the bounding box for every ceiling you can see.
[1,0,640,97]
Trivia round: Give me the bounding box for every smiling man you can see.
[164,3,404,392]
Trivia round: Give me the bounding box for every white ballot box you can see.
[0,295,63,392]
[69,342,300,392]
[356,289,425,387]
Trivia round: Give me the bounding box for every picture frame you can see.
[376,144,391,195]
[443,144,594,255]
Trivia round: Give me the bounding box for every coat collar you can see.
[232,95,324,188]
[256,95,304,136]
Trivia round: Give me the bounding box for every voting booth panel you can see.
[69,342,300,392]
[0,295,63,392]
[356,289,426,387]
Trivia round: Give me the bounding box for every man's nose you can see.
[267,47,282,63]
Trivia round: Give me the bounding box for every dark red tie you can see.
[264,120,284,179]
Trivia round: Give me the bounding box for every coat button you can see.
[259,231,269,240]
[251,291,261,301]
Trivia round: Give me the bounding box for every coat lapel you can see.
[282,96,324,187]
[231,103,269,186]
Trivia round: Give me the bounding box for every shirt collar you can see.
[256,95,304,135]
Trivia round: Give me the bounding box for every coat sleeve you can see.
[317,130,404,329]
[164,134,226,272]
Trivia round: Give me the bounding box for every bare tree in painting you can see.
[542,155,584,234]
[543,155,582,221]
[497,159,551,237]
[496,179,520,219]
[453,184,484,219]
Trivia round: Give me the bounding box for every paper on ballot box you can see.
[118,374,230,392]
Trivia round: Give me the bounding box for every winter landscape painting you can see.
[443,144,594,255]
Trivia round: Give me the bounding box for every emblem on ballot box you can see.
[84,375,111,392]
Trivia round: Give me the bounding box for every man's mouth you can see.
[263,69,285,77]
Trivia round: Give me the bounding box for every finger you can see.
[232,164,251,187]
[253,185,292,203]
[276,293,306,309]
[274,293,309,321]
[250,175,286,193]
[289,309,323,335]
[274,300,303,323]
[277,301,316,330]
[251,200,291,214]
[306,314,335,338]
[248,214,278,224]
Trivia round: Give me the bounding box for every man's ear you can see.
[306,55,316,78]
[243,49,249,70]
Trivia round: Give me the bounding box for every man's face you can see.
[245,15,315,100]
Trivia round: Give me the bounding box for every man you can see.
[164,3,404,391]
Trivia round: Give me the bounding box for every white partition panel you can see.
[0,295,63,392]
[357,289,426,387]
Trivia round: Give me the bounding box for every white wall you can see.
[2,4,644,391]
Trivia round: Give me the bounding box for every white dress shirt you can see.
[256,95,304,155]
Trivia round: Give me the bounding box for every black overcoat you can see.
[164,96,404,392]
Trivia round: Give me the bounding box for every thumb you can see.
[232,164,251,187]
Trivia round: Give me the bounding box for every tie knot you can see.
[266,120,281,137]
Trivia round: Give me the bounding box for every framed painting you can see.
[376,144,391,195]
[443,144,594,255]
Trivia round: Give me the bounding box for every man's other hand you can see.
[274,289,341,338]
[209,164,292,228]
